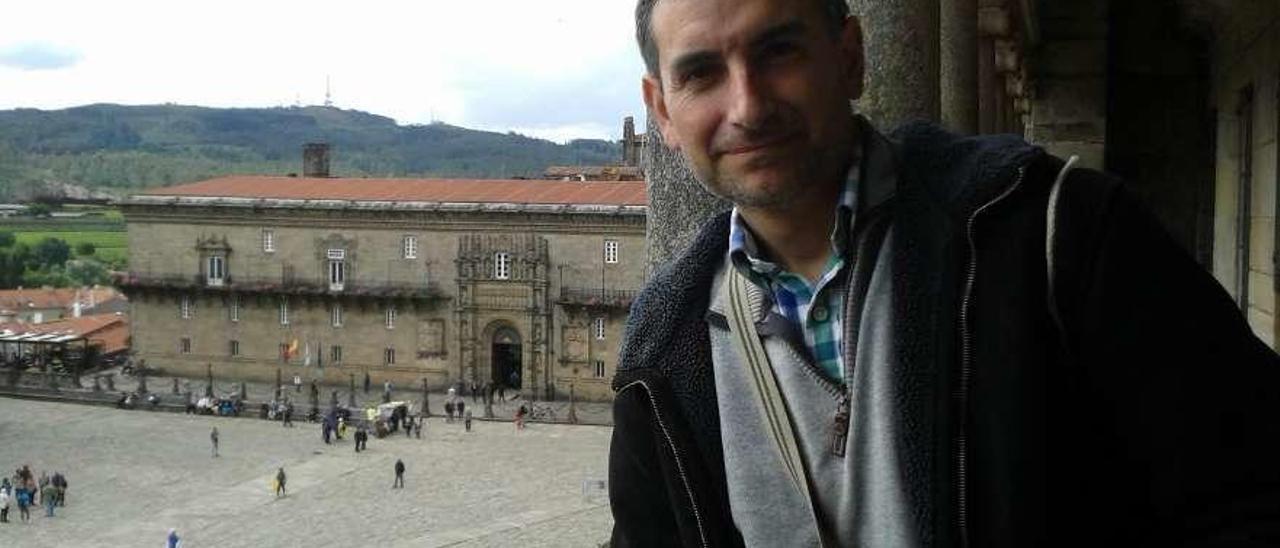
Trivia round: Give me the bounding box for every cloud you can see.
[0,42,82,71]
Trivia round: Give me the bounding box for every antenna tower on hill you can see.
[324,76,333,107]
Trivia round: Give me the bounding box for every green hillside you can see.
[0,104,624,200]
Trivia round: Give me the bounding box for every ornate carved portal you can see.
[456,233,552,399]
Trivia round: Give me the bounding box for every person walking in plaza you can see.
[51,472,66,506]
[469,380,478,404]
[363,371,371,394]
[210,426,219,457]
[1,485,10,523]
[464,409,473,432]
[444,400,454,423]
[16,485,30,523]
[403,415,413,438]
[167,528,182,548]
[393,459,405,489]
[41,482,56,517]
[414,415,423,439]
[383,379,393,403]
[456,399,466,422]
[275,467,287,498]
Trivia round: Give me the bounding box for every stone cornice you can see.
[121,201,645,234]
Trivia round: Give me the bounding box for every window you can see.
[229,340,240,357]
[330,303,343,327]
[594,317,606,340]
[330,345,343,364]
[180,337,192,354]
[385,305,397,329]
[229,295,240,322]
[180,296,192,319]
[207,255,225,286]
[594,360,606,378]
[604,240,619,264]
[262,229,275,253]
[494,252,511,280]
[403,236,418,259]
[278,299,290,326]
[383,347,396,365]
[328,249,346,291]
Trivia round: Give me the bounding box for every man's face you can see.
[643,0,864,210]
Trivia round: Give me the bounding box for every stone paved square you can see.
[0,397,614,547]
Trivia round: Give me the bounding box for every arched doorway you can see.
[491,326,522,390]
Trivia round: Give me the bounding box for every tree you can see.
[75,242,96,256]
[26,203,51,217]
[32,237,70,268]
[65,259,111,287]
[0,231,13,247]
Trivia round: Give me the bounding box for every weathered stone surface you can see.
[850,0,941,128]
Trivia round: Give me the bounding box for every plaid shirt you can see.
[728,169,859,382]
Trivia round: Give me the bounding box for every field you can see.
[0,214,128,266]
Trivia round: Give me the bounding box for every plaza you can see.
[0,397,614,547]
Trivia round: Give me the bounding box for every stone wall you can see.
[1026,0,1109,169]
[1208,5,1280,348]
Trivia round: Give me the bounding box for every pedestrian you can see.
[1,486,10,523]
[210,426,219,457]
[275,467,287,498]
[464,409,473,432]
[514,403,527,432]
[414,416,423,439]
[167,528,182,548]
[457,399,466,421]
[41,482,56,517]
[51,472,66,506]
[393,459,405,489]
[444,400,454,423]
[16,486,30,523]
[282,403,294,428]
[363,371,371,394]
[383,380,392,403]
[470,380,478,403]
[338,417,348,440]
[322,421,332,444]
[293,374,302,393]
[404,415,413,438]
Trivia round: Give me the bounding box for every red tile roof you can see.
[142,176,647,206]
[0,287,121,313]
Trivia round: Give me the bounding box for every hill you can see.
[0,104,624,201]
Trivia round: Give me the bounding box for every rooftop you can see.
[136,176,647,207]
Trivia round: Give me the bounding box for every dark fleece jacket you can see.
[610,122,1280,547]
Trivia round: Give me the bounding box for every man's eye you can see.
[679,66,718,87]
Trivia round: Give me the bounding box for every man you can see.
[275,467,287,498]
[393,459,405,489]
[609,0,1280,546]
[210,426,219,458]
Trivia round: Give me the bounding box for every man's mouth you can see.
[719,133,796,156]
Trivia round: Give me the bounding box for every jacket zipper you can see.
[617,379,711,548]
[957,165,1027,548]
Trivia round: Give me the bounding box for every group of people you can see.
[1,465,68,523]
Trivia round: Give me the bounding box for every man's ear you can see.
[838,16,865,101]
[642,75,681,151]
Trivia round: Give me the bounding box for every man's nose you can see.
[726,65,775,130]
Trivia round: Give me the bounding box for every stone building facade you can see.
[645,0,1280,350]
[119,176,645,401]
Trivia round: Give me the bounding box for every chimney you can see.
[303,143,331,178]
[622,117,637,167]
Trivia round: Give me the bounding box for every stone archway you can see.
[489,324,522,390]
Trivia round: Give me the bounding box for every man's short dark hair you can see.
[636,0,851,77]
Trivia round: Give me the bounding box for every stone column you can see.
[978,1,1010,134]
[850,0,941,127]
[941,0,979,134]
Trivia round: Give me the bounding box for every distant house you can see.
[0,313,131,366]
[541,117,646,182]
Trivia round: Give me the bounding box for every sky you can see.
[0,0,649,143]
